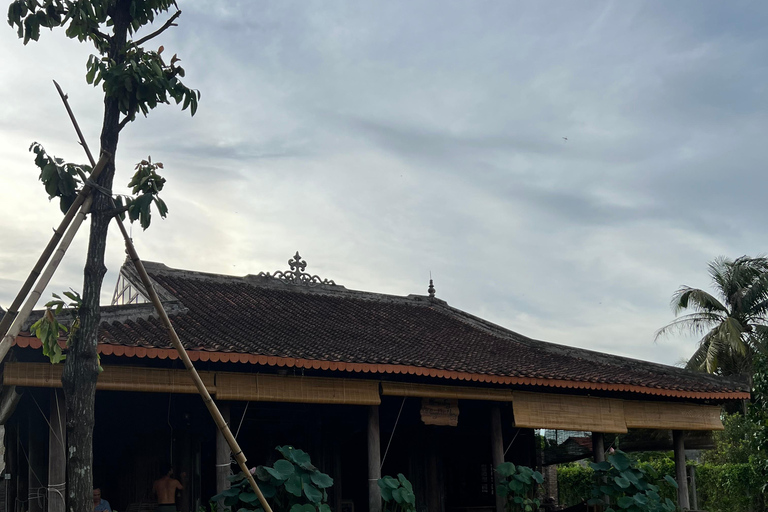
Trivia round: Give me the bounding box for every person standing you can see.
[153,468,184,512]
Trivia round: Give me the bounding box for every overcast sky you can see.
[2,1,767,367]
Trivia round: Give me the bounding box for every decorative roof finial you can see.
[428,272,435,298]
[257,252,337,287]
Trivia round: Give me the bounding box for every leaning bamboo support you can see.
[0,153,110,345]
[54,82,274,512]
[0,194,94,362]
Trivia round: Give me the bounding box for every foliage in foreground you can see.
[378,474,416,512]
[495,462,544,512]
[587,450,677,512]
[212,446,333,512]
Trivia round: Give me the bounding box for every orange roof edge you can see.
[13,336,750,401]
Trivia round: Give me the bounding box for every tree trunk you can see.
[60,4,130,512]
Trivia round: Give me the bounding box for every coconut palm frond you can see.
[655,312,725,341]
[750,325,768,354]
[686,342,710,372]
[671,287,727,315]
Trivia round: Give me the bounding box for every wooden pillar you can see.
[673,430,690,511]
[427,435,441,512]
[215,403,231,507]
[687,465,697,511]
[48,390,66,512]
[28,409,46,512]
[490,406,504,512]
[368,405,381,512]
[591,432,605,462]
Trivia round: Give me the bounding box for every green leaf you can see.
[616,496,635,509]
[397,473,413,492]
[284,473,302,497]
[239,492,259,504]
[496,462,516,477]
[310,471,333,489]
[303,483,322,504]
[663,475,678,489]
[614,476,631,489]
[265,459,295,481]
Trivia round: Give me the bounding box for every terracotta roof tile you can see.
[67,260,748,399]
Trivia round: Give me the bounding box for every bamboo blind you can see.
[624,401,724,431]
[381,381,514,401]
[215,372,381,405]
[2,362,215,394]
[512,391,628,433]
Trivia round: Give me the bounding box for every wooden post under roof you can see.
[673,430,690,511]
[490,406,504,512]
[687,464,697,511]
[368,405,382,512]
[591,432,605,463]
[216,403,231,506]
[48,390,66,512]
[28,410,45,512]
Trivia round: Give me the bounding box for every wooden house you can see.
[1,254,749,512]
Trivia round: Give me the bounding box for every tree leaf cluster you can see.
[28,289,82,364]
[378,474,416,512]
[8,0,200,129]
[29,142,90,213]
[212,446,333,512]
[86,43,199,123]
[114,156,168,229]
[587,450,677,512]
[657,255,768,376]
[494,462,543,512]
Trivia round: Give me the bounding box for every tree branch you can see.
[117,114,133,132]
[105,203,131,218]
[132,10,181,47]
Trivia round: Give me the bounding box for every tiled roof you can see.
[15,260,750,400]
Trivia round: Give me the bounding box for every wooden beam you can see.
[48,390,66,512]
[368,405,382,512]
[490,406,504,512]
[673,430,690,511]
[216,403,232,506]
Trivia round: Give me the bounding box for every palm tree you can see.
[656,256,768,377]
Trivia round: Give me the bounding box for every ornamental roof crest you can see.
[257,252,337,287]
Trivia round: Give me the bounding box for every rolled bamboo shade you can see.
[381,381,514,401]
[2,362,215,394]
[624,401,723,431]
[215,373,381,405]
[512,391,628,433]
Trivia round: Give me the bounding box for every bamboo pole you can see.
[0,153,110,347]
[54,82,274,512]
[0,193,97,362]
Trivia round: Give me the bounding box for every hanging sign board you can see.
[420,398,459,426]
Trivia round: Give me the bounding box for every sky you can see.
[2,1,767,367]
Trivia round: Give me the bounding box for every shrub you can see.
[495,462,544,512]
[212,446,333,512]
[587,450,677,512]
[378,474,416,512]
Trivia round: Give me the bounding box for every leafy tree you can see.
[7,2,198,512]
[656,256,768,377]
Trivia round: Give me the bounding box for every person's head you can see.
[93,488,101,504]
[165,467,175,478]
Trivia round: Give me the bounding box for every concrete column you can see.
[673,430,690,511]
[216,403,231,507]
[368,406,381,512]
[490,406,505,512]
[47,390,66,512]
